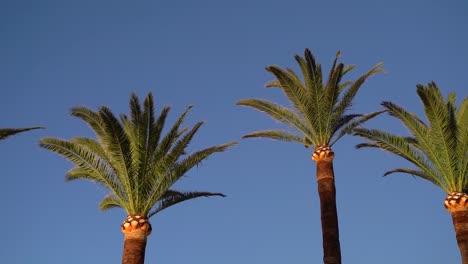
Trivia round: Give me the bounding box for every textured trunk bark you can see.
[316,159,341,264]
[452,210,468,264]
[122,229,148,264]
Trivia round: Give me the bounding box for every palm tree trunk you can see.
[451,210,468,263]
[445,192,468,263]
[316,159,341,264]
[312,145,341,264]
[122,231,148,264]
[121,215,152,264]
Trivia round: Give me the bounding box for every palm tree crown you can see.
[39,93,237,218]
[237,48,384,148]
[0,127,43,141]
[354,82,468,194]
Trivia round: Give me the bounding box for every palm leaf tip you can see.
[0,126,45,140]
[221,142,238,148]
[335,50,342,59]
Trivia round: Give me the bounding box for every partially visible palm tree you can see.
[353,82,468,263]
[39,93,237,264]
[237,49,384,264]
[0,127,43,141]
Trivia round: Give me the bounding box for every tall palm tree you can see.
[353,82,468,263]
[0,127,43,141]
[236,49,384,264]
[39,93,237,264]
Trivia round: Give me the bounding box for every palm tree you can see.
[236,49,384,264]
[39,93,237,264]
[353,82,468,263]
[0,127,43,141]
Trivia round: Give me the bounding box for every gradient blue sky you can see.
[1,0,467,263]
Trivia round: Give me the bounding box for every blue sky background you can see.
[1,0,467,263]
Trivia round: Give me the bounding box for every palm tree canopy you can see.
[0,127,44,140]
[39,93,236,217]
[354,82,468,193]
[237,48,384,148]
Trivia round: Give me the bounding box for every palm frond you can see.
[383,168,443,187]
[129,92,143,125]
[144,140,236,215]
[242,129,306,145]
[332,62,384,120]
[39,137,125,199]
[70,137,110,161]
[353,128,444,188]
[330,110,385,146]
[417,83,458,183]
[341,65,356,78]
[71,106,108,141]
[155,122,204,177]
[99,193,124,211]
[98,106,135,210]
[299,49,324,140]
[170,142,238,180]
[304,48,322,87]
[147,190,225,218]
[457,96,468,129]
[236,98,314,140]
[331,114,363,135]
[0,127,44,140]
[143,122,206,213]
[265,65,316,131]
[458,127,468,191]
[381,101,448,177]
[154,105,193,159]
[323,51,344,123]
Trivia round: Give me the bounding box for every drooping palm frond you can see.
[236,98,314,141]
[237,48,384,148]
[354,128,443,186]
[0,127,44,140]
[354,82,468,193]
[147,190,225,218]
[40,137,126,201]
[99,193,124,211]
[242,129,306,145]
[39,92,236,217]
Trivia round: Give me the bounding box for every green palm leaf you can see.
[383,168,442,186]
[0,127,44,140]
[148,190,225,218]
[242,129,305,145]
[237,98,315,142]
[100,194,124,211]
[39,138,125,199]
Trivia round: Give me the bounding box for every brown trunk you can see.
[121,214,152,264]
[122,229,148,264]
[316,159,341,264]
[452,210,468,264]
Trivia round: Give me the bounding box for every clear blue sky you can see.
[1,0,467,263]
